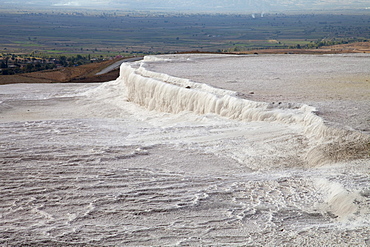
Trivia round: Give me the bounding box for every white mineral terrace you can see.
[1,54,369,246]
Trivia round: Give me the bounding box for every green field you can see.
[0,12,369,56]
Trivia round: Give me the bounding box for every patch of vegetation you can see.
[1,12,369,53]
[0,53,110,75]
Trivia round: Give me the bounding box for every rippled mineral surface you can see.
[1,54,369,246]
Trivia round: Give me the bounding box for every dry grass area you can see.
[238,42,370,55]
[0,58,122,85]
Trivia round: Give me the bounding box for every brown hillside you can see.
[0,58,122,85]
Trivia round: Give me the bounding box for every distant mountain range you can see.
[0,0,369,12]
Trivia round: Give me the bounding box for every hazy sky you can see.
[1,0,369,12]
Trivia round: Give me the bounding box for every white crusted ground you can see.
[0,54,369,246]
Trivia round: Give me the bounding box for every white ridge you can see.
[117,55,369,167]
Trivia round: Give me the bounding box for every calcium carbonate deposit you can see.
[1,54,369,246]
